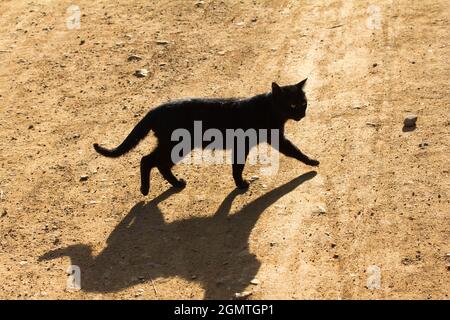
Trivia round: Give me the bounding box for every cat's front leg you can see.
[278,138,320,166]
[232,163,250,189]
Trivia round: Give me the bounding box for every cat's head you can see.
[271,79,308,121]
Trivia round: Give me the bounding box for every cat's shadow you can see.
[39,171,317,299]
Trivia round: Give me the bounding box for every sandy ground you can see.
[0,0,449,299]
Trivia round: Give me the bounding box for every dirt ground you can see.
[0,0,448,300]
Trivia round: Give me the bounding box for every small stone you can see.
[249,175,259,181]
[333,254,339,259]
[1,209,6,217]
[313,205,327,215]
[261,184,267,189]
[217,51,225,56]
[194,1,204,7]
[79,175,89,182]
[401,258,413,265]
[234,291,252,299]
[134,289,144,297]
[72,133,80,139]
[79,39,85,45]
[372,63,378,67]
[19,261,28,266]
[134,69,148,78]
[419,142,429,148]
[403,115,418,128]
[191,275,197,279]
[156,40,169,45]
[28,124,34,129]
[250,278,260,285]
[127,54,142,61]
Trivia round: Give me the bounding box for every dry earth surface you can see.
[0,0,449,299]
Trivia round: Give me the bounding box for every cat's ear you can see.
[272,82,282,96]
[296,78,307,90]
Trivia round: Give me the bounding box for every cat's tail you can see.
[93,112,154,158]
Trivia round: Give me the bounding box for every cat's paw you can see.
[305,158,320,166]
[236,179,250,189]
[141,184,150,196]
[173,178,186,189]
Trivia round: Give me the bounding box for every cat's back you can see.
[150,94,269,133]
[153,97,241,120]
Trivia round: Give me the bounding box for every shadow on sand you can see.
[39,171,317,299]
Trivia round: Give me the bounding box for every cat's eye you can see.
[290,104,297,109]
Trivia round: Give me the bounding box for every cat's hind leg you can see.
[158,165,186,189]
[140,152,157,196]
[155,143,186,189]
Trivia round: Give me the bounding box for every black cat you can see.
[94,79,319,195]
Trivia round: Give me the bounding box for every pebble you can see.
[404,114,418,127]
[234,291,252,299]
[79,39,85,45]
[134,289,144,297]
[1,209,6,218]
[250,278,260,285]
[419,142,429,148]
[80,175,89,182]
[249,175,259,181]
[134,69,148,78]
[127,54,142,61]
[156,40,169,45]
[19,261,28,266]
[313,205,327,215]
